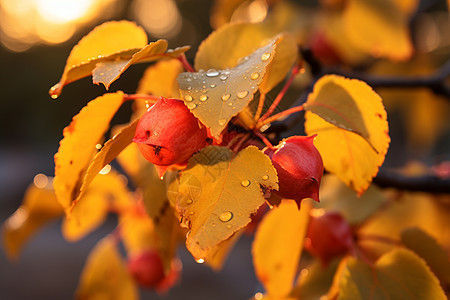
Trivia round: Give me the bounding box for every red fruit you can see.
[264,135,323,206]
[310,31,342,65]
[127,250,165,288]
[133,97,208,170]
[305,211,354,266]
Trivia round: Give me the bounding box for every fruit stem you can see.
[254,92,266,121]
[258,64,301,123]
[258,104,305,128]
[178,53,196,73]
[253,131,275,150]
[124,94,161,103]
[357,234,403,246]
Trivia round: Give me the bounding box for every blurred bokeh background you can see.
[0,0,449,299]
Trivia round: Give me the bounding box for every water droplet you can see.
[220,75,228,81]
[50,94,58,99]
[186,199,193,204]
[241,180,251,187]
[196,258,205,264]
[262,175,269,181]
[261,53,271,61]
[184,95,193,102]
[199,95,208,102]
[206,69,219,77]
[186,230,191,238]
[187,103,197,109]
[227,224,232,229]
[228,102,233,106]
[186,78,192,82]
[219,118,227,126]
[210,84,216,88]
[219,211,233,222]
[224,70,231,75]
[221,94,231,101]
[187,86,192,90]
[237,91,249,99]
[251,72,260,80]
[95,143,102,150]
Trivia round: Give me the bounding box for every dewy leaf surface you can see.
[53,92,124,215]
[76,236,138,300]
[194,22,298,93]
[342,0,413,61]
[92,42,190,90]
[172,146,278,260]
[178,39,276,138]
[304,75,390,194]
[337,249,447,300]
[2,181,63,260]
[50,21,147,98]
[252,200,311,298]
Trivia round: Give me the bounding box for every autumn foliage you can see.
[3,1,450,299]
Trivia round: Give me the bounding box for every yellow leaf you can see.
[171,145,278,260]
[178,38,276,138]
[337,249,447,300]
[120,211,157,256]
[195,22,298,95]
[252,200,311,298]
[205,230,243,271]
[53,92,124,216]
[62,171,133,242]
[92,42,190,90]
[50,21,148,98]
[304,75,390,194]
[342,0,413,61]
[76,236,138,300]
[2,179,63,260]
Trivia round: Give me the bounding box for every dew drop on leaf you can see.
[218,118,227,126]
[219,211,233,222]
[210,84,216,88]
[199,95,208,102]
[237,91,249,99]
[251,72,260,80]
[220,75,228,81]
[222,94,231,101]
[262,175,269,181]
[187,103,197,109]
[186,199,193,204]
[206,69,220,77]
[196,258,205,264]
[261,53,271,61]
[241,180,251,187]
[184,95,193,102]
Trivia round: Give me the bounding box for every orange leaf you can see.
[50,21,148,98]
[304,75,390,194]
[76,236,138,300]
[2,179,63,260]
[53,92,124,216]
[252,200,311,298]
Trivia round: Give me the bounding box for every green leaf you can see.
[304,75,390,195]
[53,92,124,216]
[338,249,447,300]
[401,227,450,287]
[169,145,278,260]
[178,39,277,139]
[76,236,138,300]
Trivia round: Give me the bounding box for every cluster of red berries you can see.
[133,97,324,205]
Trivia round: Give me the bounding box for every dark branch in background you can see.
[374,169,450,194]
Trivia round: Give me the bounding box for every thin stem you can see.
[254,93,267,121]
[258,104,305,128]
[124,93,161,103]
[253,131,274,149]
[259,65,301,122]
[178,53,196,73]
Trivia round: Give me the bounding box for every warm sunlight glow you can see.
[0,0,119,51]
[230,0,268,24]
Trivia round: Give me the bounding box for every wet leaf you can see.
[62,171,133,242]
[195,22,298,95]
[401,227,450,286]
[342,0,413,61]
[316,174,387,225]
[50,21,148,98]
[92,42,189,90]
[76,236,138,300]
[53,92,124,216]
[304,75,390,195]
[2,180,63,260]
[337,249,447,300]
[171,145,278,260]
[253,200,311,298]
[178,39,276,138]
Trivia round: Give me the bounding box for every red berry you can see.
[133,97,208,168]
[305,211,354,266]
[127,250,165,288]
[264,135,323,206]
